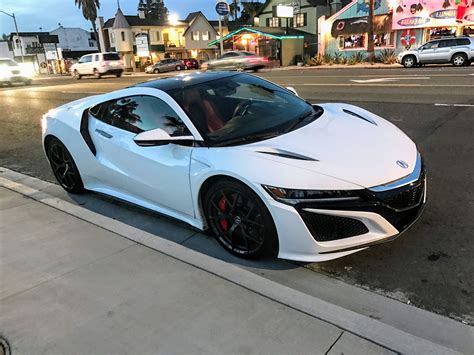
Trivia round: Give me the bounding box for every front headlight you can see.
[263,185,360,205]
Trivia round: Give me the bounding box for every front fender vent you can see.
[343,109,377,126]
[257,149,318,161]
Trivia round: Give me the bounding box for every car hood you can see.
[240,103,418,188]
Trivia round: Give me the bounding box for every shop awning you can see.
[208,27,306,47]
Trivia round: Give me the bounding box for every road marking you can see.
[434,103,474,107]
[350,77,430,83]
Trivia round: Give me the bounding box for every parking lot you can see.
[0,66,473,325]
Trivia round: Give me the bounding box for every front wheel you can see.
[153,68,160,74]
[176,65,182,71]
[46,138,84,194]
[402,55,416,68]
[203,180,278,258]
[452,53,467,67]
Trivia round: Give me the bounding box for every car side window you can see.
[423,41,439,49]
[97,95,191,136]
[455,38,470,46]
[439,39,456,48]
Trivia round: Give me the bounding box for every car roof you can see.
[134,71,239,92]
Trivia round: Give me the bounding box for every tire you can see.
[115,71,122,77]
[203,179,278,258]
[46,137,84,194]
[452,53,467,67]
[153,68,160,74]
[73,70,81,80]
[176,65,182,71]
[24,79,32,86]
[402,55,416,68]
[93,69,101,79]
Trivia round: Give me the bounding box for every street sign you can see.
[38,34,59,44]
[136,32,149,57]
[215,1,230,16]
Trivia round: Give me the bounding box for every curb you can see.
[0,168,465,354]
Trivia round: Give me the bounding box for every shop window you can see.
[338,34,366,49]
[293,13,307,28]
[463,26,474,37]
[426,27,455,41]
[192,31,200,41]
[266,17,281,27]
[374,32,395,47]
[202,31,210,41]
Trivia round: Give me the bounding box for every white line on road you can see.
[434,103,474,107]
[350,77,430,83]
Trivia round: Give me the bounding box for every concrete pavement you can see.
[1,170,470,354]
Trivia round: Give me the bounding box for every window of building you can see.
[374,32,395,47]
[338,34,366,49]
[155,31,160,41]
[293,13,306,27]
[95,95,190,136]
[463,26,474,37]
[192,31,200,41]
[202,31,210,41]
[267,17,281,27]
[426,27,456,41]
[121,31,126,41]
[110,32,115,43]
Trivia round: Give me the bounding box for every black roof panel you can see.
[134,71,239,92]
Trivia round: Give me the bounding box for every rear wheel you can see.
[402,55,416,68]
[153,68,160,74]
[115,71,122,77]
[46,138,84,194]
[203,179,278,258]
[176,65,182,71]
[452,53,467,67]
[93,68,101,79]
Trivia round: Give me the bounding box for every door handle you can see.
[95,129,113,138]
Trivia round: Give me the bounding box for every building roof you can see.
[208,26,307,46]
[112,8,131,29]
[183,11,218,36]
[105,14,187,29]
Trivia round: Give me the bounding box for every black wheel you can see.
[203,179,278,258]
[93,69,101,79]
[73,70,81,80]
[46,138,84,193]
[153,68,160,74]
[176,65,182,71]
[452,53,467,67]
[115,71,122,77]
[402,55,416,68]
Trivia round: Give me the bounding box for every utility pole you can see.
[0,10,24,62]
[367,0,375,64]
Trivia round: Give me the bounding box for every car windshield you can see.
[169,74,322,146]
[0,59,18,67]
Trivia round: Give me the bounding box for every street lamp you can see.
[0,10,24,62]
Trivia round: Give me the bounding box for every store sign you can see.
[136,33,149,57]
[331,14,392,38]
[215,2,230,16]
[272,5,294,18]
[392,0,474,30]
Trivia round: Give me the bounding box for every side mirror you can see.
[286,86,299,96]
[134,128,194,147]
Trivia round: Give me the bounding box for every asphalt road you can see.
[1,66,473,323]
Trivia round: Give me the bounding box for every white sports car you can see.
[42,72,426,262]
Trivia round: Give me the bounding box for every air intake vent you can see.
[343,109,377,126]
[257,150,317,161]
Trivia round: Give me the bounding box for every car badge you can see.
[396,160,409,169]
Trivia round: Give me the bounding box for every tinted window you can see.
[439,39,456,48]
[97,95,190,135]
[80,55,92,63]
[455,38,470,46]
[423,41,439,49]
[93,54,99,61]
[103,53,120,61]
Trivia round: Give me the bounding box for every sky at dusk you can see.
[0,0,246,35]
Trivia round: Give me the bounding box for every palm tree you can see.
[230,0,240,20]
[75,0,102,52]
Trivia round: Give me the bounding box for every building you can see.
[97,8,228,71]
[319,0,474,58]
[0,41,13,59]
[49,26,98,59]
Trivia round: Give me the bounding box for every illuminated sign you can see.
[272,5,294,18]
[136,33,149,57]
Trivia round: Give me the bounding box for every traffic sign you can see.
[215,2,230,16]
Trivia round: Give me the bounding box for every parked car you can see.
[397,37,474,68]
[42,71,426,262]
[71,52,124,79]
[183,58,199,70]
[204,51,269,71]
[145,59,185,74]
[0,58,32,86]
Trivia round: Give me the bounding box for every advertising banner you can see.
[136,33,150,57]
[391,0,474,30]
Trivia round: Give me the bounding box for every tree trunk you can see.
[367,0,375,64]
[91,20,102,53]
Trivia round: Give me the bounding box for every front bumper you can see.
[268,158,426,262]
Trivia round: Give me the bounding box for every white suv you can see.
[71,52,124,79]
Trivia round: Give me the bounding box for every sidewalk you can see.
[0,170,464,354]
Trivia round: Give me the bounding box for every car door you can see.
[418,41,439,63]
[76,55,89,74]
[436,39,456,63]
[88,93,196,217]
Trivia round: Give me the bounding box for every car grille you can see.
[12,70,20,74]
[299,212,369,242]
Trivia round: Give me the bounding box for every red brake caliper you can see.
[218,196,229,232]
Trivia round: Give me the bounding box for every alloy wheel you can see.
[452,54,466,67]
[47,139,84,193]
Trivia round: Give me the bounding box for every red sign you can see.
[400,30,416,46]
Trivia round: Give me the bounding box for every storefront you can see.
[320,0,474,57]
[208,27,307,66]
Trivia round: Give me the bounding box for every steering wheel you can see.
[233,100,253,118]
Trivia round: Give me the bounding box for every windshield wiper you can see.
[212,132,279,147]
[283,109,316,133]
